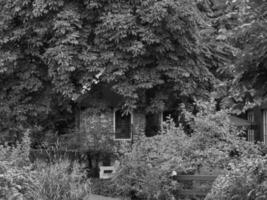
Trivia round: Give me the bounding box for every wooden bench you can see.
[175,175,218,198]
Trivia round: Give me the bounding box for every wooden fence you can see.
[175,175,218,199]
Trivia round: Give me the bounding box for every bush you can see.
[0,130,35,200]
[0,129,31,166]
[110,100,261,200]
[110,122,200,199]
[0,130,91,200]
[0,161,35,200]
[206,157,267,200]
[183,100,260,169]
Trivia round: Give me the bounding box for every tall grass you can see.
[30,160,91,200]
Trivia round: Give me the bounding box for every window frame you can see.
[247,111,255,122]
[247,111,255,143]
[113,108,133,141]
[263,110,267,145]
[247,129,255,143]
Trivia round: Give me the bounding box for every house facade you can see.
[75,85,173,157]
[78,107,147,153]
[75,84,267,152]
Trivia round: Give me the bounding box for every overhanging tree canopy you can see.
[211,0,267,112]
[0,0,233,137]
[232,0,267,107]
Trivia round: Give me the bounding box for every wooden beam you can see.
[176,175,217,181]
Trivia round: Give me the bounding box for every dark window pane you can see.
[145,113,161,137]
[163,110,179,126]
[115,110,131,139]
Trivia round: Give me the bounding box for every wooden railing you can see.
[175,175,218,198]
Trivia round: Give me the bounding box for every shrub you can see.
[0,129,31,166]
[111,100,261,200]
[111,124,194,200]
[0,161,35,200]
[205,157,267,200]
[183,100,260,169]
[0,130,91,200]
[0,130,36,200]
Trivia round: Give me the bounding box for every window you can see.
[145,113,162,137]
[247,111,254,122]
[247,129,255,143]
[113,109,132,140]
[247,111,255,142]
[163,110,179,126]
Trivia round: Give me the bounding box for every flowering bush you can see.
[206,157,267,200]
[112,128,186,199]
[182,100,260,169]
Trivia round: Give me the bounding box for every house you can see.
[72,83,267,178]
[73,84,180,171]
[74,84,262,151]
[74,83,267,151]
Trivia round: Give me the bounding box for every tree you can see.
[0,0,233,139]
[231,0,267,109]
[207,0,267,112]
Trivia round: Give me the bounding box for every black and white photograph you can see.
[0,0,266,199]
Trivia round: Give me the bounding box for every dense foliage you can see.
[0,131,33,199]
[206,157,267,200]
[0,0,234,139]
[100,101,261,199]
[0,1,266,198]
[231,0,267,109]
[206,0,267,111]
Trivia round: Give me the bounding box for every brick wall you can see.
[79,108,146,155]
